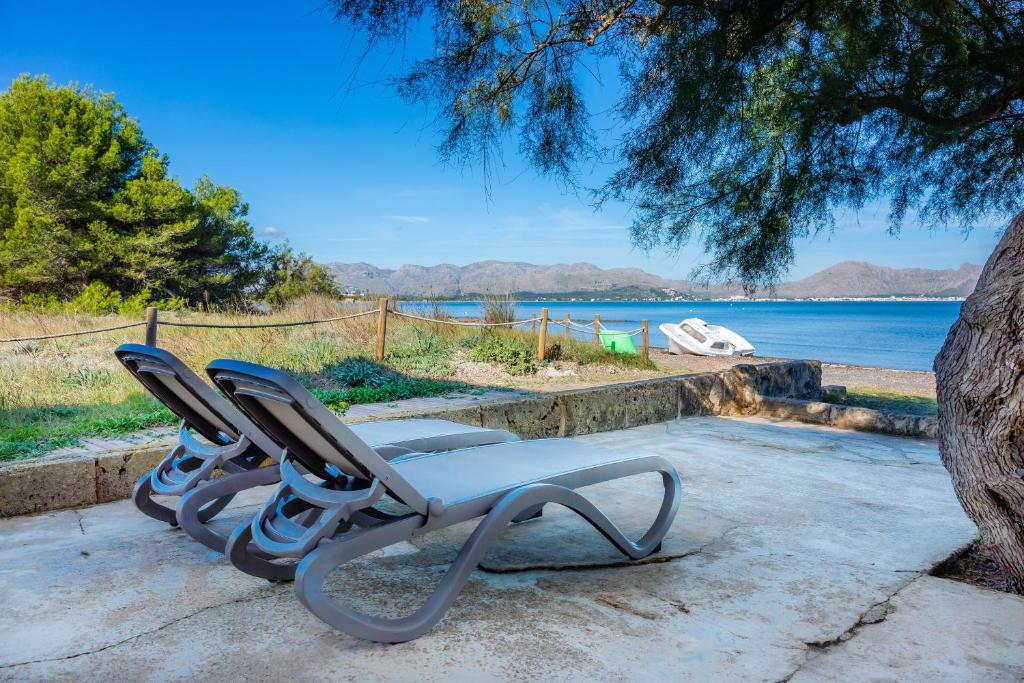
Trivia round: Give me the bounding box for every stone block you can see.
[0,456,96,517]
[759,398,835,424]
[95,446,167,503]
[739,360,822,400]
[822,384,848,403]
[480,396,561,439]
[558,385,628,436]
[678,372,726,416]
[719,367,762,415]
[624,378,679,427]
[830,405,895,433]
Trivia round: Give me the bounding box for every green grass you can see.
[829,389,938,416]
[0,392,176,461]
[468,333,537,375]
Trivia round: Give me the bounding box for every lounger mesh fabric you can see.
[114,344,518,559]
[209,359,682,643]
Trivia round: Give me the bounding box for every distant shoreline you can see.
[387,296,967,303]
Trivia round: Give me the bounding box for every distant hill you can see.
[324,260,981,300]
[775,262,982,298]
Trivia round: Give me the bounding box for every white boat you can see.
[659,318,755,357]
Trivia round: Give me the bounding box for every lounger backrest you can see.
[206,359,429,514]
[114,344,280,458]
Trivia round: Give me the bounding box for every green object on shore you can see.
[599,330,638,355]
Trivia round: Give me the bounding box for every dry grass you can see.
[482,295,517,324]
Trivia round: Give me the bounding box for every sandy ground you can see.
[479,348,937,398]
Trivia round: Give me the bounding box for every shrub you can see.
[469,333,537,375]
[330,357,402,388]
[386,328,455,376]
[482,296,516,324]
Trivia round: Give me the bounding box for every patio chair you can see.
[114,344,518,555]
[208,359,681,643]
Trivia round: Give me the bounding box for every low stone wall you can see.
[757,397,938,439]
[0,360,822,518]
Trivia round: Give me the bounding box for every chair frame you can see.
[209,359,682,643]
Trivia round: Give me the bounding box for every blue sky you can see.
[0,1,1002,279]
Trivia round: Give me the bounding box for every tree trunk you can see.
[935,213,1024,593]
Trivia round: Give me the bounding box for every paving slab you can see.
[0,416,1019,682]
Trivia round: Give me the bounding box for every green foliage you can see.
[0,75,331,308]
[386,328,456,376]
[329,357,403,388]
[333,1,1024,286]
[72,282,124,315]
[312,377,466,413]
[259,244,341,307]
[469,333,536,375]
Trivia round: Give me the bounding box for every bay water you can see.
[403,300,961,371]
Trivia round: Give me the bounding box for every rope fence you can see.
[157,309,378,329]
[0,300,652,360]
[0,320,146,343]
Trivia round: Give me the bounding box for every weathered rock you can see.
[739,359,823,400]
[678,372,726,416]
[822,384,848,402]
[624,379,679,427]
[559,384,628,436]
[480,396,561,439]
[719,367,763,414]
[758,398,938,439]
[0,456,96,517]
[95,447,166,503]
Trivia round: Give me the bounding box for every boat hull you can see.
[659,319,755,357]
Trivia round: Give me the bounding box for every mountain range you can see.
[324,260,982,300]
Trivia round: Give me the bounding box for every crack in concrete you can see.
[0,589,285,670]
[74,510,86,535]
[773,575,918,683]
[594,594,661,620]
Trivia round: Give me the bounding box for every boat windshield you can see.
[681,323,707,343]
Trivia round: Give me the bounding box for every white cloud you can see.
[382,214,430,224]
[261,226,285,238]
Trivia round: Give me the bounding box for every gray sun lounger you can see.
[114,344,518,556]
[208,359,682,643]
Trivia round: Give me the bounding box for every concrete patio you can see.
[1,416,1021,682]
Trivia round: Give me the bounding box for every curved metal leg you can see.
[295,466,681,643]
[225,518,301,582]
[132,473,179,526]
[511,504,544,523]
[177,466,282,552]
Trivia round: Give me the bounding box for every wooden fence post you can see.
[531,316,537,334]
[593,314,601,346]
[564,313,571,341]
[641,320,650,359]
[375,298,388,362]
[144,306,158,346]
[537,307,549,360]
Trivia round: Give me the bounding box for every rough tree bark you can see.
[935,213,1024,593]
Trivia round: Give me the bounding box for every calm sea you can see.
[403,300,961,372]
